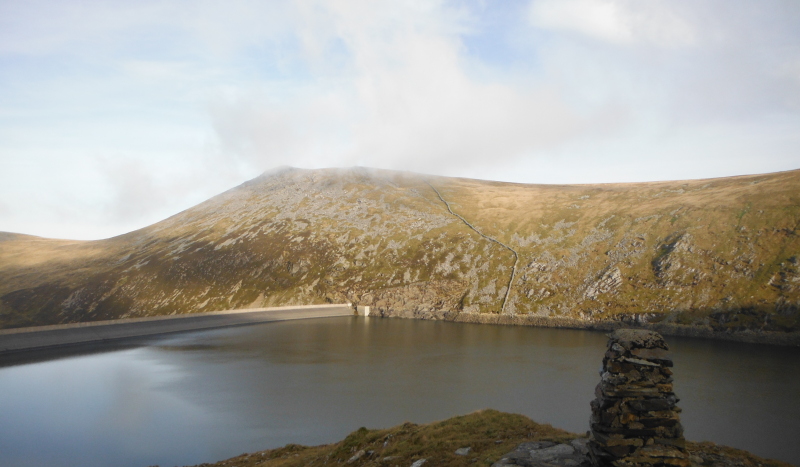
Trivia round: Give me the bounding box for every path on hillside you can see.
[0,304,353,354]
[426,182,519,314]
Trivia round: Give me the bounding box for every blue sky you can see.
[1,0,799,240]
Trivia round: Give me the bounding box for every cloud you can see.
[207,1,623,177]
[529,0,697,47]
[525,0,800,143]
[97,158,164,223]
[204,0,800,184]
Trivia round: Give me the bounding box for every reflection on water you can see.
[0,317,798,467]
[671,336,800,465]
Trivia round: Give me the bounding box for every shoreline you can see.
[3,304,798,353]
[0,304,354,354]
[373,309,800,347]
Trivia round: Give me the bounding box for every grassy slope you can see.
[437,171,800,330]
[183,410,791,467]
[1,167,798,335]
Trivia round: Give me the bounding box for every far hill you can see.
[1,167,798,340]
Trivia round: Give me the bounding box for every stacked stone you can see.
[588,329,689,467]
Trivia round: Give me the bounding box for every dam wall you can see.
[0,304,354,353]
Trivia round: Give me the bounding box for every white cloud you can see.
[529,0,697,47]
[208,1,621,177]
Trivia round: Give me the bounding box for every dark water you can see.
[0,317,798,467]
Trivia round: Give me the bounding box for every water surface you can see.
[0,317,798,466]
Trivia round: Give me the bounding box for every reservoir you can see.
[1,316,798,467]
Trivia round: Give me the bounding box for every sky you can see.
[1,0,799,240]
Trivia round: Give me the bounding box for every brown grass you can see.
[182,410,792,467]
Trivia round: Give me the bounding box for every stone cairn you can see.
[589,329,689,467]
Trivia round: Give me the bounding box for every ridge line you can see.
[426,182,519,314]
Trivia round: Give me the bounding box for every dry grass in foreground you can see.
[183,410,791,467]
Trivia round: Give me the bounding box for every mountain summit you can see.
[1,167,798,337]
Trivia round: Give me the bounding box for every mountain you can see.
[1,167,799,339]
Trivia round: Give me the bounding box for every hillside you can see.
[183,410,791,467]
[1,167,799,339]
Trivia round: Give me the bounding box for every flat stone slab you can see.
[492,439,591,467]
[609,329,669,350]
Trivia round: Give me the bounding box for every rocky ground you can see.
[179,410,792,467]
[2,167,799,342]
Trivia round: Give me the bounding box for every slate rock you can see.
[347,450,365,463]
[517,441,556,451]
[493,441,592,467]
[609,329,669,350]
[570,438,589,455]
[529,444,575,461]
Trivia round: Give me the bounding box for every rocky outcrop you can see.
[492,440,591,466]
[585,266,623,300]
[651,234,692,283]
[361,280,466,319]
[589,330,688,467]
